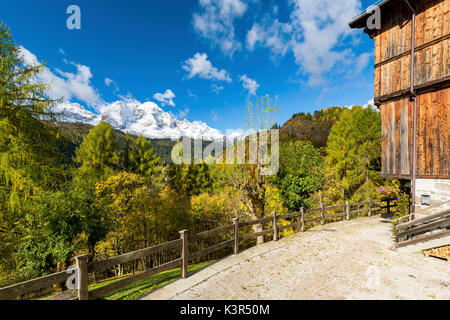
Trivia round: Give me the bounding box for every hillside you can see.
[56,106,347,165]
[55,122,218,165]
[279,106,345,148]
[56,122,177,165]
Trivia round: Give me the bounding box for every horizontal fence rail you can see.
[394,209,450,248]
[0,198,387,300]
[0,269,76,300]
[87,239,182,273]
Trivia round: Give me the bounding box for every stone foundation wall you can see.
[415,179,450,208]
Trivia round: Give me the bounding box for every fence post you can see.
[179,230,189,278]
[233,218,239,255]
[300,207,305,232]
[272,212,278,241]
[75,255,88,300]
[345,201,350,221]
[320,193,325,225]
[409,196,414,221]
[405,199,412,222]
[368,198,372,217]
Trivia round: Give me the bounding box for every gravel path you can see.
[170,217,449,300]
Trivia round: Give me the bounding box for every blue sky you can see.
[0,0,376,132]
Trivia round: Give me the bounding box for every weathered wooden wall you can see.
[380,88,449,178]
[373,0,450,101]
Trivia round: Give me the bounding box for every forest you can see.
[0,21,404,289]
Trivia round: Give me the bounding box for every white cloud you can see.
[177,107,190,119]
[187,90,197,99]
[246,0,370,84]
[19,46,103,107]
[341,98,375,109]
[105,77,120,92]
[363,98,374,108]
[246,19,291,58]
[211,84,224,94]
[182,53,232,82]
[58,48,66,55]
[355,52,372,75]
[211,110,220,122]
[192,0,247,56]
[105,78,113,86]
[239,74,259,96]
[153,89,176,107]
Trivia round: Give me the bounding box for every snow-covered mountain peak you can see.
[53,100,226,141]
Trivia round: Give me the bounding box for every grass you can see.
[98,260,214,300]
[32,260,214,301]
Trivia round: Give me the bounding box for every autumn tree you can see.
[0,22,67,284]
[130,134,163,190]
[72,122,121,260]
[223,95,279,244]
[271,140,324,212]
[324,106,384,203]
[75,121,119,171]
[95,172,152,274]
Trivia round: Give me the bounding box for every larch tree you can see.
[72,121,121,261]
[75,121,119,171]
[324,106,383,203]
[0,22,64,284]
[130,134,163,190]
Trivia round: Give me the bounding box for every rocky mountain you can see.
[53,100,226,141]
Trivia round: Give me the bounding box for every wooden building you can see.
[349,0,449,210]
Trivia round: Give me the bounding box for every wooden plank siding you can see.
[379,88,449,178]
[370,0,450,179]
[373,0,450,100]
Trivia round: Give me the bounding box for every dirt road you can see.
[141,216,449,300]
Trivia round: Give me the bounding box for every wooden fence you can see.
[0,199,384,300]
[394,209,450,248]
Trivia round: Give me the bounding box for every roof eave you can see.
[348,0,394,29]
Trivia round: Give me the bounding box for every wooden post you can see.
[345,201,350,221]
[404,200,409,221]
[272,212,278,241]
[320,193,325,225]
[368,198,372,217]
[300,208,305,232]
[233,218,239,255]
[75,255,88,300]
[179,230,189,278]
[409,196,414,222]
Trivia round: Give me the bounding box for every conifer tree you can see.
[131,135,163,189]
[122,132,134,171]
[0,22,63,282]
[0,22,60,202]
[166,160,184,193]
[324,106,383,202]
[75,121,119,171]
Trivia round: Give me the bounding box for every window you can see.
[421,195,431,206]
